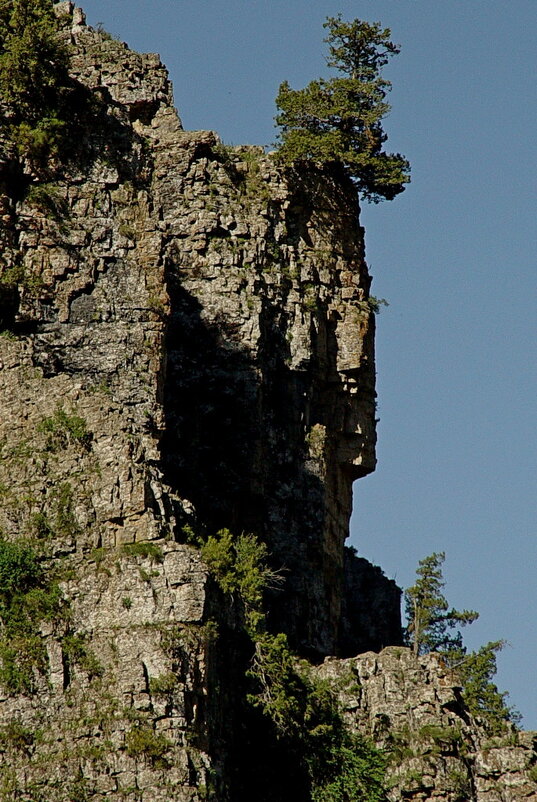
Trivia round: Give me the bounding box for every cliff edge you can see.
[0,5,534,801]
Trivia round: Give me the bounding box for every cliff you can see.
[0,4,535,800]
[318,649,537,801]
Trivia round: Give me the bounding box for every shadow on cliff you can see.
[160,282,268,534]
[160,281,320,800]
[160,279,328,563]
[163,279,376,633]
[160,263,401,660]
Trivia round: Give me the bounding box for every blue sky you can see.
[83,0,536,727]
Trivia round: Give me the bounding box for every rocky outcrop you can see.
[0,4,534,801]
[0,4,395,798]
[0,542,217,801]
[318,648,537,801]
[0,2,395,657]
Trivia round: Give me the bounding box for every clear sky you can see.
[83,0,537,728]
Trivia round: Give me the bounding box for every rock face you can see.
[0,1,394,659]
[0,4,534,801]
[318,648,537,801]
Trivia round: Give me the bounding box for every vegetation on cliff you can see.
[405,552,479,656]
[275,16,410,202]
[203,528,387,801]
[0,539,63,694]
[0,0,72,163]
[405,552,519,734]
[0,6,533,799]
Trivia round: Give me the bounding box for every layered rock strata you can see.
[318,648,537,801]
[0,4,398,798]
[0,2,400,656]
[0,4,534,801]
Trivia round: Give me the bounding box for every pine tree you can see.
[274,16,410,202]
[405,552,519,733]
[456,640,520,734]
[404,552,478,656]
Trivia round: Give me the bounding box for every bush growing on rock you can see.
[0,0,71,162]
[0,539,63,693]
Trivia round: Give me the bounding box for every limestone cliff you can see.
[0,0,397,660]
[0,4,534,801]
[318,649,537,801]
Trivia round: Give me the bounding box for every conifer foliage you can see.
[0,0,67,116]
[404,551,478,657]
[0,0,71,162]
[405,552,519,733]
[202,528,387,801]
[275,16,410,202]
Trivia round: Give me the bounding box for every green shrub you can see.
[0,261,45,305]
[447,768,473,801]
[310,737,386,802]
[38,407,89,451]
[149,672,177,697]
[29,511,53,539]
[26,182,68,219]
[247,630,386,801]
[121,542,163,563]
[0,1,68,112]
[0,539,42,595]
[385,728,414,764]
[62,633,104,679]
[0,263,25,291]
[457,641,521,734]
[0,0,71,165]
[200,529,388,800]
[125,726,172,766]
[180,523,200,545]
[418,724,462,745]
[0,719,37,753]
[358,296,389,315]
[247,632,305,735]
[0,634,47,694]
[53,482,80,537]
[201,528,281,634]
[0,539,63,694]
[11,116,66,162]
[89,546,108,565]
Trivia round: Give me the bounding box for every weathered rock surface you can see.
[0,544,216,801]
[0,1,392,658]
[318,648,537,801]
[0,4,534,801]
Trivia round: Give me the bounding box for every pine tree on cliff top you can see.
[0,0,71,163]
[274,15,410,203]
[405,551,478,657]
[405,552,519,733]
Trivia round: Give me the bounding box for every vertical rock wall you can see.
[151,129,386,654]
[5,7,530,802]
[0,5,400,799]
[2,1,395,657]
